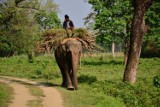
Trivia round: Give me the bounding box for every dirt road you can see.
[0,76,64,107]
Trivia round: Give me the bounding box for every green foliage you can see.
[0,54,160,106]
[0,14,2,20]
[0,0,41,56]
[34,0,60,29]
[26,84,44,97]
[0,0,60,57]
[93,91,125,107]
[78,74,97,84]
[0,55,60,80]
[0,82,13,107]
[35,11,61,29]
[79,55,160,107]
[141,2,160,58]
[88,0,160,57]
[153,75,160,88]
[88,0,133,49]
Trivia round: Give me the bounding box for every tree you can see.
[87,0,133,57]
[0,0,60,56]
[35,0,61,29]
[87,0,159,83]
[0,0,60,57]
[35,11,61,29]
[141,1,160,57]
[0,0,41,56]
[123,0,154,83]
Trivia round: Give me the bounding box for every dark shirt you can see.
[63,20,74,29]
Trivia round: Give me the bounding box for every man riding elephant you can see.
[63,14,74,38]
[55,38,82,90]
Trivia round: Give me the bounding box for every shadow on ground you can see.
[82,60,123,66]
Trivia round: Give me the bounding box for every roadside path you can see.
[0,76,64,107]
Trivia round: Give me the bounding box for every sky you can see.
[54,0,92,28]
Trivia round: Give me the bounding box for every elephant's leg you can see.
[55,50,67,87]
[72,67,78,90]
[64,67,74,90]
[66,53,74,90]
[70,69,76,90]
[60,67,67,87]
[59,61,67,87]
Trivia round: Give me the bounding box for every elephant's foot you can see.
[67,85,74,90]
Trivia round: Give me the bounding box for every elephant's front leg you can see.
[64,65,74,90]
[55,51,67,87]
[61,69,67,87]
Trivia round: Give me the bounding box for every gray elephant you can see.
[55,38,82,90]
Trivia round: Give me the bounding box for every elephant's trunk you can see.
[71,51,80,90]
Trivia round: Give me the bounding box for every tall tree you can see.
[35,11,61,29]
[0,0,41,56]
[123,0,154,83]
[0,0,60,57]
[88,0,133,57]
[35,0,61,29]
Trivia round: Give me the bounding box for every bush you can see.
[153,75,160,88]
[78,74,97,84]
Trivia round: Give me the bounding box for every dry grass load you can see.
[35,28,103,54]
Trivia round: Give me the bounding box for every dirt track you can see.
[0,76,64,107]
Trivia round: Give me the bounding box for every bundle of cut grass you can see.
[36,28,97,53]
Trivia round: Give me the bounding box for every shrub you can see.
[153,75,160,88]
[78,74,97,84]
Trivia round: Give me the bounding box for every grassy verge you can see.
[23,82,44,107]
[0,53,160,107]
[26,85,44,97]
[0,82,13,107]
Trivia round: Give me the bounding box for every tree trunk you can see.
[123,38,130,65]
[123,19,131,65]
[112,41,115,58]
[123,0,153,83]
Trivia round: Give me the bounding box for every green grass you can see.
[0,53,160,107]
[0,55,60,79]
[26,84,44,107]
[0,82,13,107]
[26,84,44,97]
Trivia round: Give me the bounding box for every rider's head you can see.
[64,14,69,20]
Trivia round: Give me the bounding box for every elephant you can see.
[55,38,82,90]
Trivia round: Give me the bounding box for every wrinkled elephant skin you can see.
[55,38,82,90]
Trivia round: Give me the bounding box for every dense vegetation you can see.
[86,0,160,57]
[0,0,60,57]
[0,54,159,107]
[0,0,160,106]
